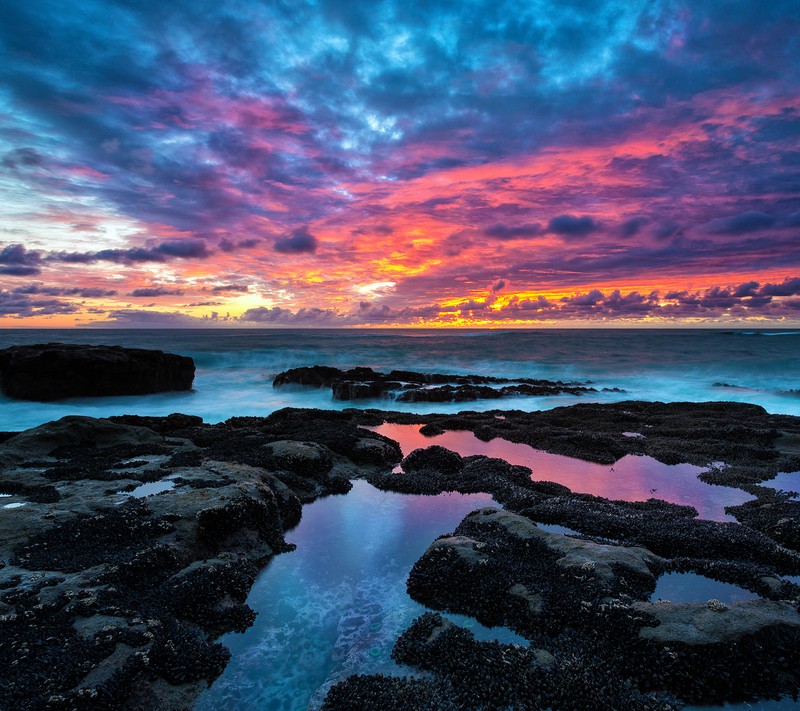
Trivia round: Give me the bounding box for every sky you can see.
[1,0,799,327]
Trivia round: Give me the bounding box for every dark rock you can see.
[274,365,595,403]
[272,365,343,388]
[0,343,194,401]
[402,445,463,475]
[109,413,204,434]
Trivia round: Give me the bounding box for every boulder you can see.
[0,343,195,400]
[0,415,163,467]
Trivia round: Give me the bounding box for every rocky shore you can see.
[1,401,799,709]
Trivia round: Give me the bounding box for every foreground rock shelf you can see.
[0,401,799,710]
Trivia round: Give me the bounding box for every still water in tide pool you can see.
[367,423,756,522]
[194,481,526,711]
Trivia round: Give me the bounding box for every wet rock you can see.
[402,445,463,475]
[372,612,680,711]
[408,508,666,635]
[0,415,163,467]
[272,365,343,388]
[0,343,194,401]
[109,413,204,435]
[635,598,800,646]
[521,495,800,572]
[0,413,381,711]
[368,453,531,497]
[274,365,595,403]
[261,440,333,478]
[632,599,800,702]
[323,673,454,711]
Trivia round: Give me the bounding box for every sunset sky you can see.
[1,0,799,327]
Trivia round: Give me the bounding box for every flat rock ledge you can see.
[0,343,195,401]
[273,364,604,402]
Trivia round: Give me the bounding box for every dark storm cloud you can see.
[547,215,599,238]
[705,211,777,235]
[484,223,542,240]
[273,227,318,254]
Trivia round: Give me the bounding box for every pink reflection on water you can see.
[367,424,754,522]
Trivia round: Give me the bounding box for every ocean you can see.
[0,328,798,431]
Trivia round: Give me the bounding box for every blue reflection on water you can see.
[195,480,525,711]
[650,572,758,605]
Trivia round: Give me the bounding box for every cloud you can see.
[760,276,800,297]
[240,305,340,324]
[704,211,777,235]
[53,238,211,264]
[211,283,249,293]
[129,286,185,297]
[273,227,318,254]
[13,284,116,297]
[547,215,599,238]
[218,237,262,252]
[1,1,800,325]
[484,223,542,240]
[0,244,43,276]
[1,147,43,170]
[620,216,648,237]
[491,279,506,293]
[0,290,78,318]
[89,309,206,327]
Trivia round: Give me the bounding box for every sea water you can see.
[0,328,798,431]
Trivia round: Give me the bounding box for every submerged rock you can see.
[0,343,195,401]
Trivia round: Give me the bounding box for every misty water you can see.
[0,328,799,431]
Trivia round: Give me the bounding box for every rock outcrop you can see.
[0,343,195,400]
[273,365,597,403]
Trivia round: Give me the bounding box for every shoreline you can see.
[1,401,799,709]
